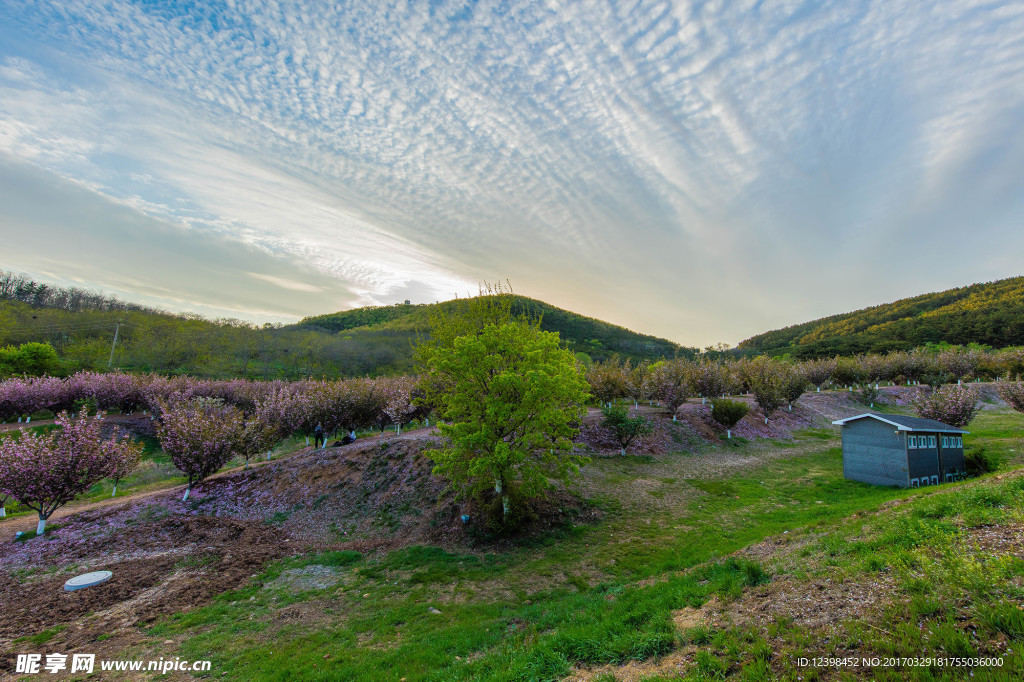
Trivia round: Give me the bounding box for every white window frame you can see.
[908,435,917,449]
[929,436,937,448]
[942,436,949,448]
[956,437,963,448]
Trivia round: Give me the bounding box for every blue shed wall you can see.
[841,419,908,487]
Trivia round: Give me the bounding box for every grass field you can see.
[120,406,1024,680]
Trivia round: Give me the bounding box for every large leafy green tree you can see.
[424,321,591,529]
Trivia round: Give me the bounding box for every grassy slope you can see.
[738,275,1024,357]
[295,296,692,363]
[137,404,1024,680]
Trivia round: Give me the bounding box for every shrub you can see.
[601,404,653,455]
[710,398,749,438]
[964,445,1000,476]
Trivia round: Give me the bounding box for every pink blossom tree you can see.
[0,411,143,534]
[801,357,836,392]
[746,356,785,423]
[107,437,143,497]
[653,360,690,422]
[586,361,628,408]
[996,382,1024,415]
[156,398,244,500]
[913,385,981,428]
[690,361,729,405]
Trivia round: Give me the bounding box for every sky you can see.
[1,0,1022,347]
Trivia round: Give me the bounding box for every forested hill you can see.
[295,297,691,363]
[0,270,690,379]
[738,276,1024,358]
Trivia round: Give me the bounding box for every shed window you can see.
[908,436,917,448]
[942,436,949,448]
[928,436,936,448]
[956,437,963,448]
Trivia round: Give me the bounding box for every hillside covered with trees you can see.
[0,271,689,379]
[296,296,688,364]
[738,276,1024,358]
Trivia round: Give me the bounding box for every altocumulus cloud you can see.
[0,0,1022,344]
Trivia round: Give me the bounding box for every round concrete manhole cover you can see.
[64,571,113,592]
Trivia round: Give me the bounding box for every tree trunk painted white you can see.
[817,387,820,392]
[726,429,732,439]
[36,516,46,535]
[397,424,401,436]
[245,459,249,470]
[621,447,626,455]
[17,417,21,423]
[764,417,768,424]
[495,479,502,494]
[26,416,30,423]
[788,404,792,412]
[0,506,5,518]
[349,430,356,439]
[672,414,677,422]
[266,450,272,461]
[111,483,118,497]
[424,419,429,427]
[182,485,191,502]
[502,495,510,522]
[305,436,310,446]
[958,379,962,385]
[702,397,706,405]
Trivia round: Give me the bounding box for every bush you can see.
[601,404,653,455]
[964,445,1000,476]
[856,384,880,407]
[710,398,749,438]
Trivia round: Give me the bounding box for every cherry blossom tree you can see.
[690,361,728,405]
[913,385,981,428]
[746,357,785,424]
[938,347,982,385]
[623,361,653,409]
[780,365,808,412]
[156,398,244,500]
[996,382,1024,415]
[801,357,836,392]
[586,361,627,408]
[107,436,143,497]
[0,411,143,534]
[653,359,690,422]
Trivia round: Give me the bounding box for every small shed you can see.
[831,413,968,488]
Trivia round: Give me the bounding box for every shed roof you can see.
[831,412,969,434]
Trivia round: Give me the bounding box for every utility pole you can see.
[108,321,121,368]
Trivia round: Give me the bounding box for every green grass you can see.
[140,419,938,680]
[19,399,1024,680]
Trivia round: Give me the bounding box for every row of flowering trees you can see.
[0,412,143,534]
[583,346,1024,421]
[0,375,427,528]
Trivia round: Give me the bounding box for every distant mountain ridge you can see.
[295,296,693,363]
[738,276,1024,358]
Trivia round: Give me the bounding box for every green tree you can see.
[710,398,749,438]
[601,404,653,455]
[424,322,590,530]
